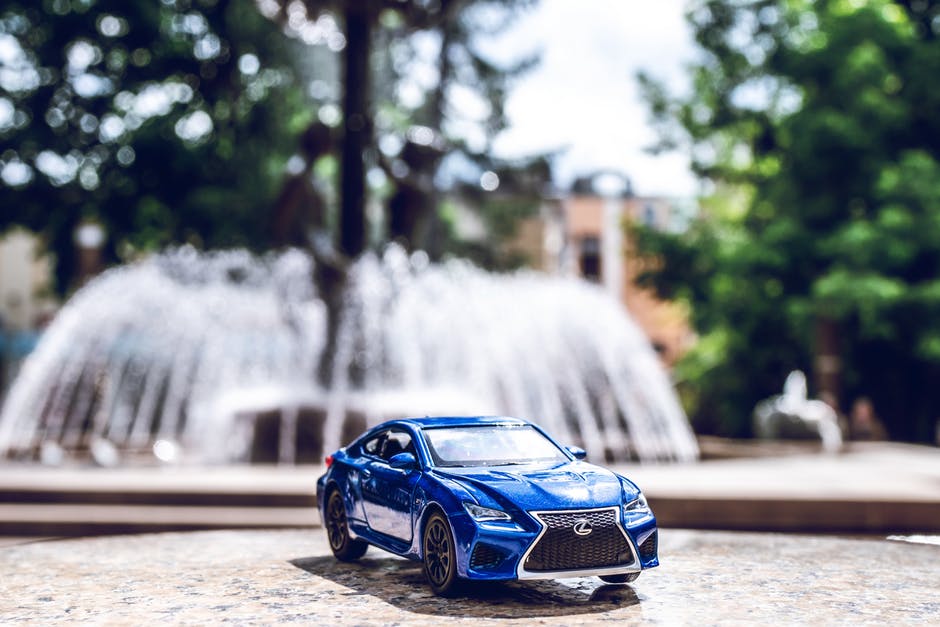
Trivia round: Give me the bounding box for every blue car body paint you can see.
[317,416,659,585]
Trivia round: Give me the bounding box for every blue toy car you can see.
[316,416,658,596]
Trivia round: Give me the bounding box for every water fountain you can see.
[753,370,843,452]
[0,245,699,465]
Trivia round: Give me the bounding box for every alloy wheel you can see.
[326,491,347,550]
[423,512,458,595]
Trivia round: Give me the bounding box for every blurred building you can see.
[501,195,567,273]
[509,172,696,366]
[0,229,55,393]
[0,229,53,331]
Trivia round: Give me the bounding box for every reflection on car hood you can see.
[433,461,628,512]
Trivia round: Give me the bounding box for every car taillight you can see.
[325,455,333,468]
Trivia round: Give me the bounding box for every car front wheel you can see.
[423,511,459,596]
[325,490,368,561]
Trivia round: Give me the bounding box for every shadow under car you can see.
[289,554,642,619]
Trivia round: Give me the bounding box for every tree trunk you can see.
[814,315,841,405]
[339,6,372,258]
[316,5,374,389]
[423,20,454,260]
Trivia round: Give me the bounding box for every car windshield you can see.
[421,424,569,467]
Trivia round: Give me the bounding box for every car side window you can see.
[362,432,386,457]
[380,430,414,462]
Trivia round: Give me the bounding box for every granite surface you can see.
[1,529,938,625]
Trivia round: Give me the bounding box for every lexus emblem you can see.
[572,519,593,536]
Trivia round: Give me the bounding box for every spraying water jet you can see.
[0,245,698,464]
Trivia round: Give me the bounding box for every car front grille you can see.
[523,508,635,572]
[639,530,658,561]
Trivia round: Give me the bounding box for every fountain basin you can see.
[0,442,936,535]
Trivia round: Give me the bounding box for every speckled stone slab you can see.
[1,529,937,625]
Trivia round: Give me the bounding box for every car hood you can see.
[432,461,628,512]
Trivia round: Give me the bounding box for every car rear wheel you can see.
[599,572,640,584]
[325,490,367,561]
[423,512,459,596]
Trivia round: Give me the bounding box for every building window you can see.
[643,204,656,227]
[580,236,601,282]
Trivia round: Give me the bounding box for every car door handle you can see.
[361,468,372,480]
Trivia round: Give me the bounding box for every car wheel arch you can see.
[324,480,356,517]
[418,502,449,557]
[324,480,343,503]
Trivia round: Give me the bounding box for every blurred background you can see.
[0,0,939,535]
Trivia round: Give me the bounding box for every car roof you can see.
[389,415,531,430]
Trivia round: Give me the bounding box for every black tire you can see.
[423,511,459,596]
[599,572,640,584]
[325,490,368,561]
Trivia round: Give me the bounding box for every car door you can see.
[359,429,420,542]
[346,431,385,527]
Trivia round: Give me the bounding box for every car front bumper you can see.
[456,506,658,581]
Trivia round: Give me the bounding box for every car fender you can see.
[319,464,367,527]
[616,473,642,498]
[409,474,475,558]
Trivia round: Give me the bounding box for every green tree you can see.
[636,0,940,441]
[0,0,309,292]
[1,0,543,294]
[268,0,541,259]
[263,1,544,387]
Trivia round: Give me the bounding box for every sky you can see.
[490,0,699,198]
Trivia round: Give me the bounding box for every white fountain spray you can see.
[0,245,698,464]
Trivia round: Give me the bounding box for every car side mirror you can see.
[565,445,587,460]
[389,452,419,470]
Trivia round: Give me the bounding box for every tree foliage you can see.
[636,0,940,441]
[0,0,544,295]
[0,0,310,292]
[269,0,543,261]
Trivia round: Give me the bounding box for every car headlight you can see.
[623,493,649,513]
[463,502,512,522]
